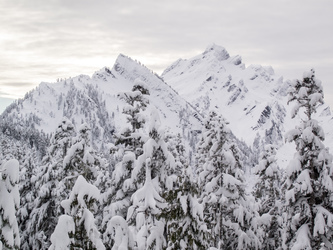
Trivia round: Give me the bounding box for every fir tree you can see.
[50,175,105,250]
[63,123,101,188]
[103,80,150,245]
[140,108,177,194]
[126,163,166,250]
[115,78,150,156]
[49,117,76,159]
[0,134,37,247]
[196,111,260,249]
[0,135,41,250]
[162,133,206,249]
[126,108,175,249]
[252,144,282,249]
[284,69,333,249]
[165,166,207,250]
[27,118,76,249]
[0,159,20,249]
[15,145,38,250]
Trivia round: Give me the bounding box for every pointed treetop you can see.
[133,79,150,95]
[78,123,90,134]
[288,68,324,120]
[57,117,74,133]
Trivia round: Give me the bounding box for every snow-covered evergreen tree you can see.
[161,133,206,249]
[103,80,150,244]
[27,118,76,249]
[0,159,20,249]
[127,162,166,250]
[49,117,76,159]
[164,133,185,182]
[140,108,177,195]
[63,123,101,189]
[15,146,38,250]
[115,79,150,157]
[126,108,176,249]
[105,150,136,217]
[50,175,105,249]
[165,165,207,250]
[196,111,260,249]
[0,135,41,250]
[284,69,333,249]
[252,144,282,249]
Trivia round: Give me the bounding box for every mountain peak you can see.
[203,43,230,61]
[114,53,136,70]
[112,53,154,82]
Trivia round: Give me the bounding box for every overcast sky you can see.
[1,0,333,112]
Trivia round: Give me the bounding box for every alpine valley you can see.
[1,44,333,249]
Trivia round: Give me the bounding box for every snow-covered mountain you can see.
[0,54,202,156]
[162,44,333,167]
[162,44,286,145]
[1,44,333,168]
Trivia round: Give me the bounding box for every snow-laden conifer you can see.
[28,118,75,249]
[284,69,333,249]
[115,79,150,157]
[196,111,260,249]
[160,133,206,249]
[126,161,166,250]
[165,166,206,249]
[126,107,177,249]
[136,107,176,190]
[0,135,41,250]
[103,80,150,244]
[49,117,76,159]
[0,159,20,249]
[50,175,105,249]
[15,146,38,250]
[63,123,101,188]
[252,144,283,249]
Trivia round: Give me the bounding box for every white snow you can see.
[56,175,105,249]
[313,212,325,237]
[49,215,75,250]
[0,159,20,249]
[286,158,302,176]
[303,70,313,79]
[61,175,100,214]
[285,189,295,205]
[291,224,311,250]
[296,169,313,194]
[108,216,133,250]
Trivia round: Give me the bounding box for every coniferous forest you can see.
[1,48,333,250]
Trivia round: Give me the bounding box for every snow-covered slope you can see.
[162,44,333,166]
[162,44,288,145]
[0,54,202,151]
